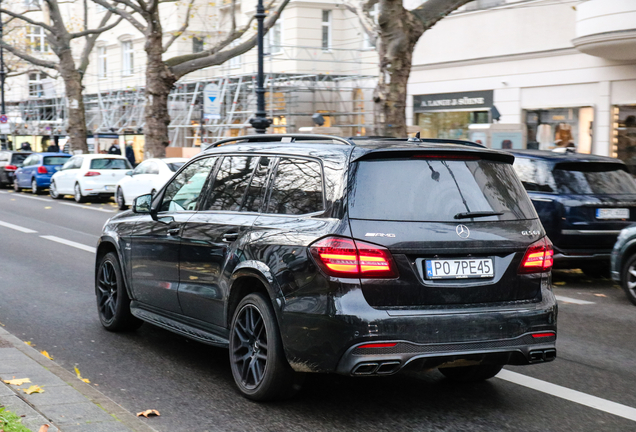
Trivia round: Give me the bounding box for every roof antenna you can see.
[408,131,422,143]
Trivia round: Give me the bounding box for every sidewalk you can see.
[0,327,156,432]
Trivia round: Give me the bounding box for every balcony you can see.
[572,0,636,61]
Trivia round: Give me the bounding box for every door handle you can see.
[167,228,180,235]
[222,232,240,242]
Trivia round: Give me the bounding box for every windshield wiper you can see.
[454,211,504,220]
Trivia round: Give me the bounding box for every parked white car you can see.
[115,158,187,209]
[50,154,133,202]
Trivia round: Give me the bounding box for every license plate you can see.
[425,258,494,280]
[596,208,629,219]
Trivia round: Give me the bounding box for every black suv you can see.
[0,151,32,187]
[95,135,557,400]
[510,150,636,277]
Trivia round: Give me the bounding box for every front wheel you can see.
[31,178,40,195]
[74,183,85,203]
[621,255,636,306]
[439,364,503,382]
[116,187,128,210]
[95,252,142,331]
[49,181,63,199]
[229,292,303,401]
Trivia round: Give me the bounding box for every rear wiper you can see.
[454,211,504,219]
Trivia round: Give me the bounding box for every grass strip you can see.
[0,406,32,432]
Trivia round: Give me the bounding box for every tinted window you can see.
[243,157,272,212]
[90,158,131,169]
[512,158,555,192]
[349,159,536,222]
[553,162,636,195]
[11,154,29,166]
[267,158,324,215]
[203,156,258,212]
[43,156,71,166]
[167,162,185,172]
[161,157,216,212]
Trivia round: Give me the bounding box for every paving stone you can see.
[0,382,14,396]
[0,347,26,360]
[21,417,59,432]
[0,368,70,388]
[37,402,116,426]
[20,384,91,407]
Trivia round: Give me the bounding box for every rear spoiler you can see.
[352,148,515,164]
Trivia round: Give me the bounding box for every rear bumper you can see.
[279,279,557,375]
[552,246,611,268]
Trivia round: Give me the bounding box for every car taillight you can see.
[4,165,17,171]
[84,171,101,177]
[37,166,48,174]
[309,236,399,278]
[519,237,553,274]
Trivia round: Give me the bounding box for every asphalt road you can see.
[1,188,635,431]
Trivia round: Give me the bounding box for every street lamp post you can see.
[248,0,271,134]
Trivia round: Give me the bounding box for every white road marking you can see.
[555,295,595,305]
[40,235,96,253]
[498,369,636,422]
[8,193,50,202]
[0,220,37,233]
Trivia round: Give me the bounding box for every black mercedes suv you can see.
[95,134,557,400]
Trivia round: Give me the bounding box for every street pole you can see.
[248,0,271,134]
[0,2,7,150]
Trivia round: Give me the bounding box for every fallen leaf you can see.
[40,350,53,360]
[38,424,50,432]
[25,341,34,346]
[594,293,607,297]
[553,281,566,286]
[74,366,90,383]
[23,385,44,395]
[3,378,31,386]
[136,409,160,418]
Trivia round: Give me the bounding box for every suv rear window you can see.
[349,158,536,222]
[553,162,636,195]
[43,156,71,166]
[90,158,131,170]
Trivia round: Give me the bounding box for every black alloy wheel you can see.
[116,187,127,210]
[621,254,636,306]
[31,178,39,195]
[74,183,85,203]
[95,252,142,331]
[229,292,303,401]
[49,181,62,199]
[439,364,503,382]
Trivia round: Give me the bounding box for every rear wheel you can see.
[439,364,503,382]
[13,179,19,192]
[49,181,63,199]
[74,182,85,203]
[621,254,636,306]
[229,292,303,401]
[116,187,127,210]
[31,178,40,195]
[95,252,142,331]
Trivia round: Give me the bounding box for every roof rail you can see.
[205,134,354,150]
[347,136,486,148]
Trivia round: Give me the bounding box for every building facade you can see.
[408,0,636,170]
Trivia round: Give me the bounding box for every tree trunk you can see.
[58,49,88,153]
[144,17,176,159]
[373,0,424,137]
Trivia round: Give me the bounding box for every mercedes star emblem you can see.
[456,224,470,239]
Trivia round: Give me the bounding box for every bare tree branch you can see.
[0,9,55,32]
[71,15,123,39]
[410,0,472,29]
[78,12,119,73]
[0,42,57,69]
[341,0,379,47]
[162,0,195,52]
[91,0,148,33]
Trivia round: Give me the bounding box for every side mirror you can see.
[132,193,153,214]
[126,170,134,176]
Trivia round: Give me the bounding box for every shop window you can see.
[613,105,636,174]
[525,108,593,153]
[415,111,489,141]
[272,116,287,134]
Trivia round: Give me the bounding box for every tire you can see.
[49,181,63,199]
[13,179,19,192]
[116,187,128,210]
[31,178,40,195]
[229,292,303,401]
[74,182,85,203]
[439,364,503,382]
[95,252,143,332]
[621,254,636,306]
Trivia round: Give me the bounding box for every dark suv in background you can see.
[510,150,636,278]
[95,135,557,400]
[0,151,32,188]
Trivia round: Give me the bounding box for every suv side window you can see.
[161,157,217,212]
[267,157,324,215]
[513,158,555,193]
[242,156,272,212]
[203,156,258,212]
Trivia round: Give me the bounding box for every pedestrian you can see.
[7,140,13,151]
[20,142,31,151]
[125,143,136,167]
[108,142,121,155]
[47,142,60,152]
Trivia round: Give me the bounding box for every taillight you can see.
[309,236,399,278]
[519,237,553,274]
[37,166,48,174]
[4,165,17,171]
[84,171,101,177]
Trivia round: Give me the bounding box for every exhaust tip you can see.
[353,363,379,375]
[376,361,401,375]
[544,349,556,361]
